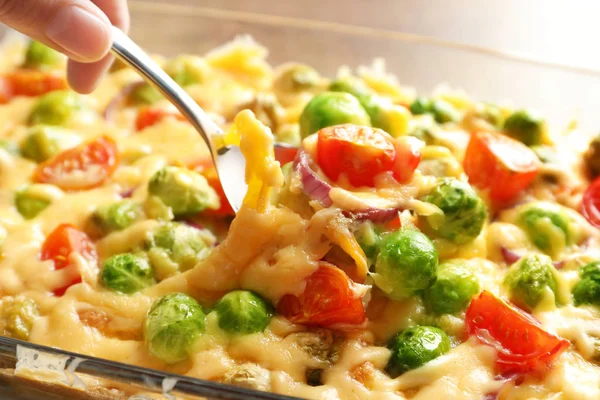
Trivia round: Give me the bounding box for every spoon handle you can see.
[109,27,222,154]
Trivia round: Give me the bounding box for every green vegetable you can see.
[144,222,215,280]
[503,109,546,146]
[374,229,438,300]
[461,103,504,131]
[423,261,480,314]
[212,290,273,334]
[504,254,558,310]
[100,253,156,294]
[410,97,459,124]
[299,92,370,138]
[28,91,87,126]
[572,262,600,307]
[517,202,572,256]
[354,221,381,261]
[148,166,219,216]
[359,95,410,137]
[20,125,80,162]
[0,139,20,156]
[23,41,61,69]
[144,293,206,364]
[273,64,320,93]
[164,55,206,86]
[129,83,162,105]
[421,178,486,244]
[276,124,302,148]
[0,296,39,341]
[328,76,371,98]
[15,185,54,219]
[386,326,451,376]
[92,201,141,234]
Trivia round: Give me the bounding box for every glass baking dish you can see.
[1,1,600,399]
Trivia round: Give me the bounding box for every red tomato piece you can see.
[317,124,396,187]
[33,136,119,191]
[391,136,422,184]
[135,106,186,131]
[0,70,67,103]
[277,262,366,327]
[582,177,600,228]
[466,291,569,374]
[273,144,298,166]
[41,224,98,296]
[463,131,539,204]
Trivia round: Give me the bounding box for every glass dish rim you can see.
[128,0,600,78]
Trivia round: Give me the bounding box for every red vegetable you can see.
[463,131,539,204]
[277,262,366,327]
[34,136,119,191]
[294,149,333,207]
[135,106,186,131]
[41,224,98,296]
[466,291,569,374]
[0,70,67,103]
[582,177,600,229]
[343,208,400,224]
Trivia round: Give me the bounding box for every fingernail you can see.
[46,6,110,62]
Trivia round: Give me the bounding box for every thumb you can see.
[0,0,112,63]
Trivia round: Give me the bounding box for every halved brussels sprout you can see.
[92,201,142,235]
[386,326,451,377]
[273,64,321,93]
[299,92,370,138]
[164,55,207,87]
[0,296,39,341]
[572,261,600,307]
[20,125,80,162]
[423,261,480,314]
[503,109,547,146]
[100,253,156,294]
[15,185,55,219]
[410,97,459,124]
[212,290,273,334]
[28,91,88,126]
[504,253,558,310]
[517,202,572,256]
[23,41,61,69]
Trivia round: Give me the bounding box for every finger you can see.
[67,0,130,93]
[0,0,112,63]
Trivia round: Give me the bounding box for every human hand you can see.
[0,0,129,93]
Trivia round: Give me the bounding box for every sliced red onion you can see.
[294,149,333,207]
[103,81,145,121]
[501,246,564,268]
[119,188,135,198]
[501,247,521,264]
[343,208,400,224]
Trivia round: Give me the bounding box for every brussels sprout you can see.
[148,166,219,217]
[273,64,321,93]
[410,97,459,124]
[423,261,480,314]
[23,41,61,69]
[354,221,381,261]
[144,222,215,280]
[0,296,39,341]
[100,253,156,294]
[164,55,206,87]
[572,261,600,307]
[212,290,273,334]
[517,202,571,255]
[359,95,410,138]
[92,201,141,234]
[374,229,438,300]
[144,293,205,363]
[386,326,451,377]
[28,91,87,126]
[421,178,486,244]
[20,125,80,162]
[128,83,162,105]
[299,92,371,138]
[503,109,547,146]
[143,195,175,222]
[222,363,271,391]
[328,77,371,99]
[461,103,504,131]
[504,254,558,310]
[407,115,438,144]
[584,135,600,178]
[15,185,55,219]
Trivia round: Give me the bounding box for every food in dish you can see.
[0,36,599,399]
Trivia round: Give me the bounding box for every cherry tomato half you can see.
[41,224,98,296]
[463,131,539,204]
[135,106,186,131]
[277,262,366,327]
[0,70,67,104]
[34,136,119,191]
[466,291,569,374]
[582,177,600,228]
[317,124,396,187]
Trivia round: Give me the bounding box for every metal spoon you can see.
[109,26,248,212]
